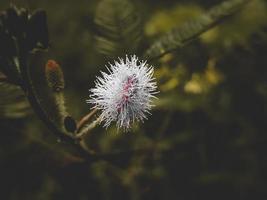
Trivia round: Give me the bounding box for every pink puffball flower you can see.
[87,55,158,130]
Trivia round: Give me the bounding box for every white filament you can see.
[87,55,158,130]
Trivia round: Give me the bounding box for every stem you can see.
[76,116,101,139]
[76,108,98,133]
[18,54,91,158]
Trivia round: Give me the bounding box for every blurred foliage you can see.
[201,0,267,47]
[144,0,252,59]
[0,80,31,118]
[94,0,142,57]
[1,0,267,200]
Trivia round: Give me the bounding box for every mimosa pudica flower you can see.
[87,55,158,130]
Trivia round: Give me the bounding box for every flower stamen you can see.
[87,55,158,130]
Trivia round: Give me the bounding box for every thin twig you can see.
[75,116,101,139]
[76,108,98,133]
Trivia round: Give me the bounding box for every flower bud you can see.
[45,59,65,92]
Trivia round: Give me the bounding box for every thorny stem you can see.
[76,108,98,133]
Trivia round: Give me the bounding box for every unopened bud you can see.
[45,59,65,92]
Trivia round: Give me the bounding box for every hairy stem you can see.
[18,54,91,158]
[76,116,101,139]
[76,108,98,133]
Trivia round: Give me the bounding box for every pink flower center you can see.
[116,75,137,112]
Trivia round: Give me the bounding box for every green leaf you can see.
[94,0,142,57]
[0,81,31,118]
[144,0,250,60]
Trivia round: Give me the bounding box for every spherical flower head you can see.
[87,55,158,131]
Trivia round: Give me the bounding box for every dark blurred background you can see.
[1,0,267,199]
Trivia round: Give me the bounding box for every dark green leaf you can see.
[94,0,142,57]
[144,0,250,60]
[0,81,31,118]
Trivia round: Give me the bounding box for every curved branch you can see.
[18,54,91,158]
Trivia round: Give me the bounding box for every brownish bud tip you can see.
[45,59,65,92]
[46,59,58,70]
